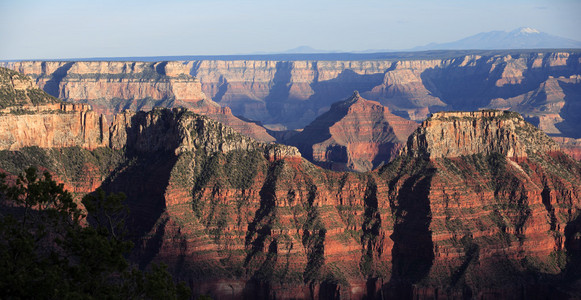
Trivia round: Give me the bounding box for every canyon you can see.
[3,50,580,165]
[0,77,580,298]
[1,55,581,298]
[3,51,580,136]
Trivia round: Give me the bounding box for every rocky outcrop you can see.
[0,103,107,151]
[0,67,60,109]
[405,110,559,159]
[109,107,292,156]
[286,91,418,171]
[382,110,581,298]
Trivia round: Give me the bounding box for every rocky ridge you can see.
[0,67,60,109]
[286,91,418,171]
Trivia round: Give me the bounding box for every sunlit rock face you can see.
[285,91,418,172]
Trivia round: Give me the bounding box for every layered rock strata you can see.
[4,51,580,136]
[405,110,559,159]
[0,78,580,299]
[286,91,418,171]
[0,64,275,142]
[0,103,107,150]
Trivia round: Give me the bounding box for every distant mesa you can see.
[282,45,330,54]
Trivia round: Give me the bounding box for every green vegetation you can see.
[0,67,60,109]
[0,147,125,197]
[0,167,190,299]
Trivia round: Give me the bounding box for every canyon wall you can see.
[0,103,107,151]
[140,109,580,299]
[0,63,275,142]
[4,51,580,135]
[2,62,581,298]
[1,103,580,298]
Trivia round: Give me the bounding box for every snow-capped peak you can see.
[517,27,540,34]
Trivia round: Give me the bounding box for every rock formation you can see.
[405,110,559,159]
[0,67,59,108]
[0,64,275,142]
[286,91,418,171]
[0,103,107,151]
[383,110,581,298]
[3,50,580,152]
[1,66,581,298]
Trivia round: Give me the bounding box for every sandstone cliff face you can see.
[405,110,559,159]
[4,61,205,107]
[0,68,107,151]
[286,92,418,172]
[1,63,275,142]
[0,103,107,151]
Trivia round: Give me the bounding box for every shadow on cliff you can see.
[564,213,581,284]
[420,53,581,112]
[285,99,352,161]
[306,69,384,120]
[262,65,384,128]
[242,161,281,299]
[264,62,292,122]
[360,176,383,277]
[555,80,581,139]
[385,158,436,296]
[420,56,505,110]
[43,62,74,98]
[98,111,181,259]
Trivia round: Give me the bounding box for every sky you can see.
[1,0,580,60]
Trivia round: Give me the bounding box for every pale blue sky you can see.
[1,0,579,60]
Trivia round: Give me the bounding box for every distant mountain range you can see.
[414,27,581,50]
[280,28,581,54]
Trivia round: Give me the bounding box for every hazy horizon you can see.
[1,0,580,60]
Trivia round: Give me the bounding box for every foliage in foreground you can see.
[0,167,190,299]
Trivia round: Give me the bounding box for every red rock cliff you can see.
[286,91,418,171]
[118,109,581,299]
